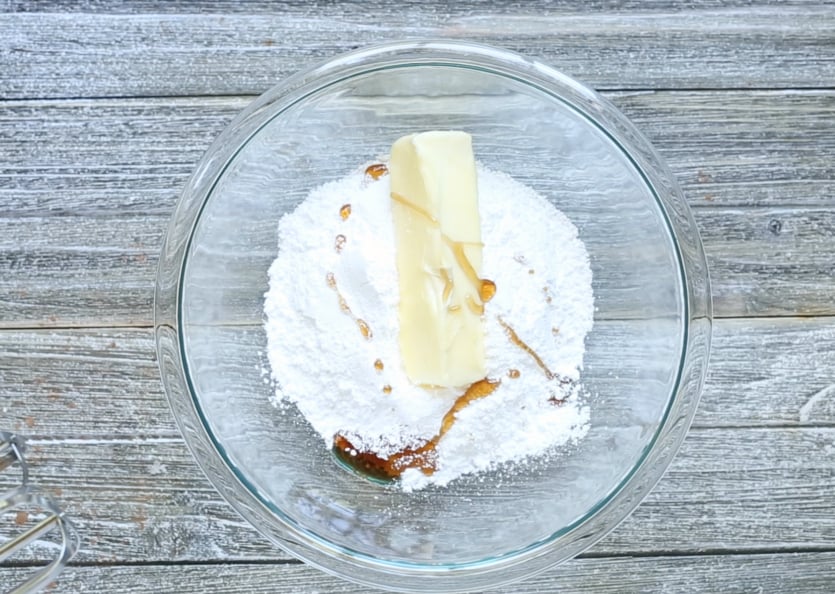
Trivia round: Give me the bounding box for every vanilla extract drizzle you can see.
[325,272,372,340]
[497,316,573,388]
[333,378,501,480]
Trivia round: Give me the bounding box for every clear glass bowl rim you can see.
[154,39,713,593]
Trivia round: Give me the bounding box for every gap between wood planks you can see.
[5,545,835,570]
[1,310,833,332]
[1,86,835,104]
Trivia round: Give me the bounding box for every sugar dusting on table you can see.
[264,162,594,491]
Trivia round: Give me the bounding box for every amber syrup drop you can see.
[479,279,497,303]
[357,319,372,339]
[365,163,388,180]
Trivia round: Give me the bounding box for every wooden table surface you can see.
[1,1,834,592]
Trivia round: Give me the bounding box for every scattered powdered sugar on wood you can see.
[264,162,594,491]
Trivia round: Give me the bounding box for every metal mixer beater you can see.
[0,430,79,593]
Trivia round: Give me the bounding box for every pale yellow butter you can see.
[389,131,486,388]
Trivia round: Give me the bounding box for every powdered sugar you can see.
[264,163,594,491]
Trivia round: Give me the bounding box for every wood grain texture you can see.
[614,90,835,209]
[3,92,833,217]
[1,206,833,327]
[4,553,835,594]
[1,94,834,324]
[700,318,835,427]
[0,426,834,565]
[2,5,834,99]
[0,216,159,328]
[701,207,835,317]
[2,2,834,591]
[1,320,834,565]
[14,0,835,14]
[2,319,834,442]
[0,329,175,438]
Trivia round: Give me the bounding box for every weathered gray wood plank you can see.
[701,207,835,318]
[0,98,246,218]
[4,553,835,594]
[1,204,834,327]
[0,329,175,438]
[615,90,835,209]
[2,319,834,443]
[700,318,835,427]
[3,92,833,216]
[2,93,832,323]
[0,92,828,324]
[13,0,834,14]
[1,426,833,564]
[0,216,158,328]
[0,93,835,327]
[2,6,834,99]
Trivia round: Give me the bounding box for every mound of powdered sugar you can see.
[264,162,594,491]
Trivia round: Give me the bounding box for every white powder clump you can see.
[264,162,594,491]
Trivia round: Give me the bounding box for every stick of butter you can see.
[389,131,486,388]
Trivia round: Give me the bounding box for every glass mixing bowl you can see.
[155,40,712,592]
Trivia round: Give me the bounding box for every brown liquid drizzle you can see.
[391,191,438,225]
[325,272,373,340]
[440,268,454,304]
[333,378,501,480]
[465,294,484,315]
[391,191,496,308]
[334,234,347,253]
[507,369,521,379]
[445,238,482,291]
[374,359,384,372]
[382,385,392,394]
[339,203,352,220]
[497,317,573,387]
[497,316,555,381]
[365,163,389,180]
[438,378,500,437]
